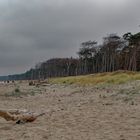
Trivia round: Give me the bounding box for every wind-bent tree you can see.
[77,41,97,74]
[101,34,123,72]
[123,32,140,71]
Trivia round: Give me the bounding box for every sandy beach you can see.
[0,81,140,140]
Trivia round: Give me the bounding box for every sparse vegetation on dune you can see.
[49,70,140,85]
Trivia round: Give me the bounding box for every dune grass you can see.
[49,70,140,86]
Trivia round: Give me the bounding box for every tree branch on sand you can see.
[0,109,46,124]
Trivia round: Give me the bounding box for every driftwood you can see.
[0,109,45,124]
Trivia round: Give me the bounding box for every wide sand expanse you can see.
[0,81,140,140]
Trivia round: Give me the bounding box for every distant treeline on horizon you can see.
[0,32,140,81]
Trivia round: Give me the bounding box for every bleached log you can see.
[0,109,45,124]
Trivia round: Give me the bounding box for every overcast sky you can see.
[0,0,140,75]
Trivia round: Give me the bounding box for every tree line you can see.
[1,32,140,81]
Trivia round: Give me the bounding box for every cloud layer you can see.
[0,0,140,75]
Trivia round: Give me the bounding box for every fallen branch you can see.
[0,109,46,124]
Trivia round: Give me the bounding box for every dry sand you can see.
[0,81,140,140]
